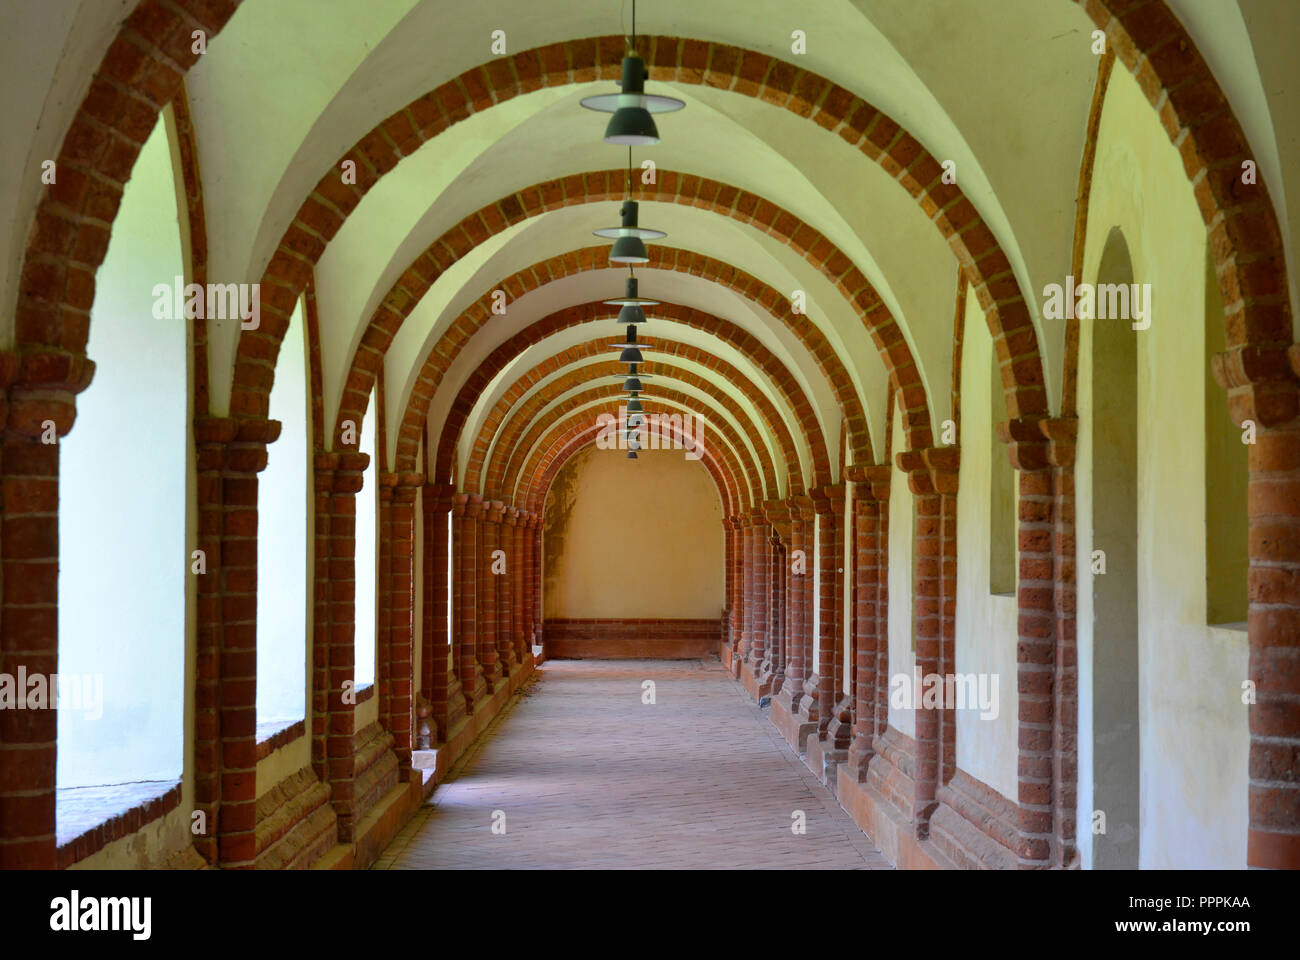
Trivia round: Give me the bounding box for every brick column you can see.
[746,511,768,670]
[531,513,544,653]
[999,417,1077,869]
[452,493,486,711]
[490,501,517,677]
[520,511,535,652]
[776,496,814,716]
[312,450,369,841]
[733,515,743,658]
[0,354,85,867]
[477,501,500,690]
[507,507,526,665]
[378,471,424,773]
[217,420,281,866]
[423,483,464,743]
[843,466,891,781]
[808,484,847,740]
[738,515,754,662]
[762,500,793,694]
[896,446,959,839]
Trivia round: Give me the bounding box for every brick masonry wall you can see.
[543,619,724,659]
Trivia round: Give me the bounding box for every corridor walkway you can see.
[376,659,892,869]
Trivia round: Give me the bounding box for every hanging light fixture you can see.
[580,0,684,145]
[594,148,666,264]
[604,273,657,310]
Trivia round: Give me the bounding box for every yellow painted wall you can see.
[1075,66,1249,869]
[542,445,724,619]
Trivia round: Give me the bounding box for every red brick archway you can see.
[468,343,800,500]
[488,379,769,506]
[326,171,920,463]
[517,409,741,517]
[421,291,831,491]
[402,248,852,482]
[225,36,1057,448]
[8,0,1298,872]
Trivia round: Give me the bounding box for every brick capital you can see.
[895,446,959,495]
[995,416,1076,471]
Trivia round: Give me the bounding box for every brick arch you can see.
[325,171,916,463]
[1074,1,1293,426]
[22,10,1286,439]
[515,406,742,517]
[466,339,801,499]
[520,411,739,518]
[225,28,1107,458]
[1072,0,1297,872]
[404,248,849,482]
[13,0,242,356]
[484,377,773,506]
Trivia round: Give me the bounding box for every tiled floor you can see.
[375,658,891,869]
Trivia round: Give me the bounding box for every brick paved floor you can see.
[375,658,892,869]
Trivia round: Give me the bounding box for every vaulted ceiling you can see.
[3,0,1296,506]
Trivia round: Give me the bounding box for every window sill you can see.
[355,682,375,705]
[56,780,182,868]
[256,718,306,760]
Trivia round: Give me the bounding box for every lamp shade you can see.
[604,275,658,308]
[618,346,644,363]
[609,234,649,263]
[580,56,685,146]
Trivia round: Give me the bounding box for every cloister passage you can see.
[376,660,892,870]
[0,0,1298,874]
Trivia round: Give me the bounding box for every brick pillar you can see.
[727,515,743,656]
[453,494,486,710]
[1246,417,1300,868]
[810,484,846,739]
[776,496,813,716]
[378,471,424,773]
[423,483,464,743]
[477,501,501,691]
[843,466,891,781]
[896,447,959,839]
[773,531,788,691]
[216,420,281,866]
[1000,417,1077,869]
[507,507,526,665]
[746,511,767,669]
[531,513,544,653]
[738,515,754,661]
[762,500,793,694]
[519,511,534,653]
[313,450,368,841]
[0,354,88,868]
[493,501,518,676]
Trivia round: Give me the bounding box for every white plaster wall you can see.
[257,297,309,723]
[57,117,185,787]
[1074,67,1249,869]
[886,403,915,738]
[355,389,378,689]
[953,285,1020,801]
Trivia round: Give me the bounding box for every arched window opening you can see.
[989,352,1017,595]
[256,296,309,731]
[354,389,378,690]
[1203,245,1248,627]
[446,510,454,646]
[1091,227,1141,869]
[57,118,186,824]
